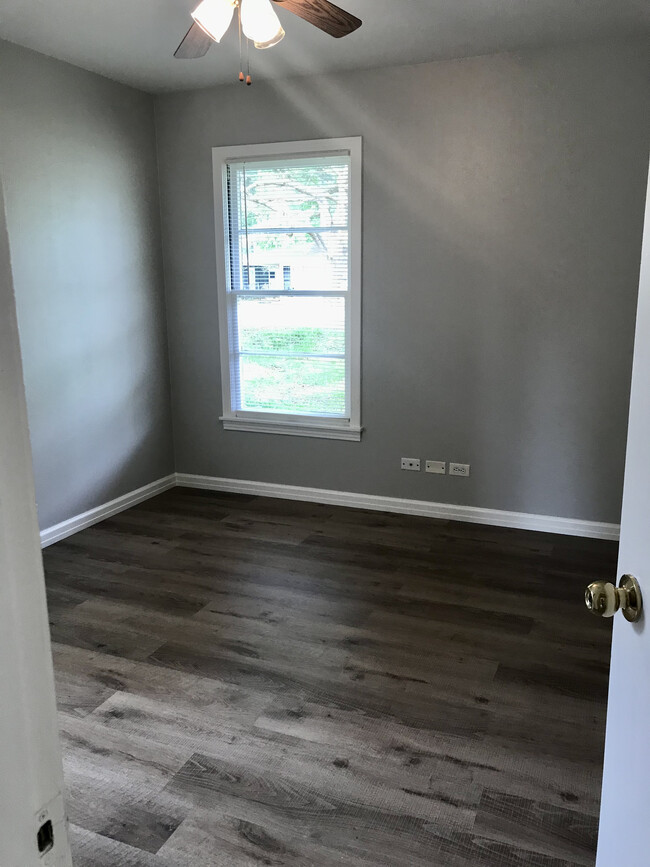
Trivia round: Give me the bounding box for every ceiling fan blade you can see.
[273,0,361,38]
[174,22,214,59]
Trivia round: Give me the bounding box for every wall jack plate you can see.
[425,461,446,474]
[449,463,470,477]
[401,458,421,471]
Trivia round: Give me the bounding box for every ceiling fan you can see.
[174,0,362,65]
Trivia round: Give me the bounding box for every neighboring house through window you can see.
[212,137,362,440]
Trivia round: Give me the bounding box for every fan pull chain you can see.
[238,2,244,82]
[235,0,251,86]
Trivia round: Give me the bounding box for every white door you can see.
[596,160,650,866]
[0,179,72,864]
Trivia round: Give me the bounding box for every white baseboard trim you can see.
[175,473,620,541]
[40,474,176,548]
[39,472,620,547]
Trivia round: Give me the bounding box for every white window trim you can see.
[212,137,362,442]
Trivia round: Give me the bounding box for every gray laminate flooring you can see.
[43,488,614,866]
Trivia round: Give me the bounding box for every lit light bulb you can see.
[191,0,236,42]
[240,0,285,49]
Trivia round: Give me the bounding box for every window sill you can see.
[220,416,363,441]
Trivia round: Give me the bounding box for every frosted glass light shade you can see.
[191,0,236,42]
[241,0,285,49]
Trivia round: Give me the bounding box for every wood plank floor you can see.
[42,488,615,866]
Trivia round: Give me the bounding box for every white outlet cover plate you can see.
[401,458,421,471]
[425,461,446,474]
[449,463,470,477]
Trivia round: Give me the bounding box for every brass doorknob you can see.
[585,574,642,622]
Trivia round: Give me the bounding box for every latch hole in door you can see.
[37,819,54,855]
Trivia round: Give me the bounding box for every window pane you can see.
[221,146,357,424]
[238,356,346,415]
[236,161,349,231]
[237,295,345,356]
[235,230,348,292]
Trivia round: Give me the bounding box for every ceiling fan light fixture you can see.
[241,0,285,49]
[191,0,236,43]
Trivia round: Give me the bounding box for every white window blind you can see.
[225,153,351,414]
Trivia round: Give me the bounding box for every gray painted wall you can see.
[1,38,647,529]
[0,40,174,530]
[155,39,650,524]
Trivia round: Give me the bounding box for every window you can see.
[212,138,362,440]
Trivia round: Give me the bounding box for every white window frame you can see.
[212,137,362,441]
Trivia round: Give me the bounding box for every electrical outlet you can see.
[449,463,470,477]
[401,457,421,471]
[425,461,446,474]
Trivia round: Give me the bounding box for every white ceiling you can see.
[0,0,648,93]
